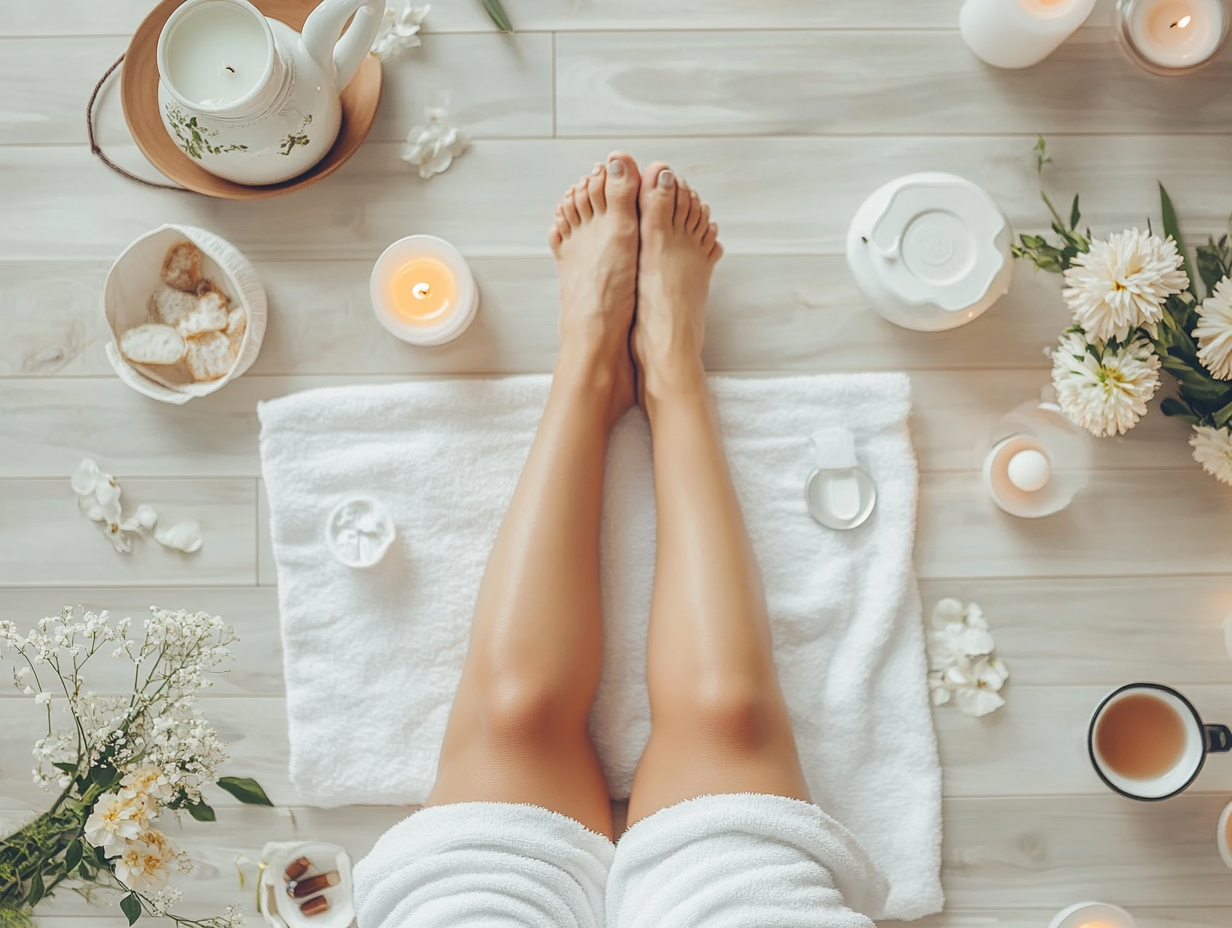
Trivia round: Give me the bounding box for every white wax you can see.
[1127,0,1225,68]
[164,1,270,108]
[1006,448,1051,492]
[960,0,1098,69]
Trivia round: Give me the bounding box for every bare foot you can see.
[630,163,722,404]
[549,151,641,420]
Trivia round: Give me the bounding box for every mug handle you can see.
[1206,724,1232,754]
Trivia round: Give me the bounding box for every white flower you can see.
[932,656,1010,718]
[84,791,143,854]
[154,520,203,554]
[1052,330,1161,437]
[121,504,159,534]
[120,763,174,810]
[928,598,994,669]
[1196,277,1232,379]
[401,105,470,179]
[34,692,51,706]
[113,831,176,892]
[1062,230,1189,342]
[372,2,428,61]
[1190,425,1232,486]
[73,458,122,524]
[927,598,1009,717]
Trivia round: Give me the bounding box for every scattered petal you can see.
[155,521,203,554]
[401,105,470,180]
[372,2,430,61]
[71,458,101,496]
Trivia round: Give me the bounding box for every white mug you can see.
[1088,683,1231,801]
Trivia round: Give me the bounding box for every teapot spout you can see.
[302,0,385,88]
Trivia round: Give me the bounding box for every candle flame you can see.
[1173,14,1192,28]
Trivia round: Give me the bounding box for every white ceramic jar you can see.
[156,0,384,185]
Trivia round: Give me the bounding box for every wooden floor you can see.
[4,0,1232,924]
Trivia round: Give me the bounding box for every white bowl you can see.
[103,223,267,404]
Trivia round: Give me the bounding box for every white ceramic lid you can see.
[867,176,1007,312]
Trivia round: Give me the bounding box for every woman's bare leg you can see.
[428,152,642,839]
[626,164,810,827]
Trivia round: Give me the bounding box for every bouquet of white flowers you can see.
[0,607,271,928]
[1014,139,1232,486]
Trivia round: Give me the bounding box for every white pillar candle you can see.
[162,0,272,108]
[1120,0,1227,71]
[960,0,1099,69]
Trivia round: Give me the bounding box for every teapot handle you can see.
[302,0,386,89]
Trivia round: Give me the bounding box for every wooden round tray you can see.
[121,0,382,199]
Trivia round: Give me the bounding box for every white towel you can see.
[258,373,942,921]
[353,802,614,928]
[608,793,887,928]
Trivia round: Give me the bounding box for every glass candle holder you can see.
[370,235,479,347]
[1115,0,1230,76]
[983,397,1090,518]
[1048,902,1137,928]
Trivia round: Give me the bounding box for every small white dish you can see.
[847,172,1013,331]
[1047,901,1137,928]
[327,497,397,569]
[1218,798,1232,869]
[257,840,353,928]
[370,234,479,347]
[103,223,267,405]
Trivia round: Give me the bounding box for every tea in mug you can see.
[1095,692,1187,780]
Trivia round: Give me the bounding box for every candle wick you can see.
[225,65,236,73]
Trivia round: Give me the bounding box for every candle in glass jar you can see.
[1121,0,1227,70]
[371,235,479,347]
[960,0,1099,69]
[161,0,271,108]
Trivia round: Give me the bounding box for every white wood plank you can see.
[0,0,1019,38]
[3,255,1082,378]
[0,369,1205,479]
[0,479,258,587]
[0,587,283,695]
[6,135,1232,260]
[258,480,275,587]
[917,469,1232,579]
[0,33,551,146]
[557,30,1232,137]
[918,578,1232,687]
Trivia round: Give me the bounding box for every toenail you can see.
[658,170,675,188]
[607,159,623,177]
[591,163,602,175]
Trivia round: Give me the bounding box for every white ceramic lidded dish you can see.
[370,234,479,347]
[847,172,1014,331]
[104,223,267,404]
[257,840,354,928]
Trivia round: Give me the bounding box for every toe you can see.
[694,203,710,238]
[709,240,725,264]
[548,225,563,252]
[685,190,703,233]
[603,151,639,214]
[561,187,582,226]
[587,163,607,214]
[574,179,594,220]
[701,221,718,251]
[554,207,572,240]
[640,162,677,225]
[673,178,691,229]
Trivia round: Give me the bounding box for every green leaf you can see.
[185,800,216,822]
[1196,242,1228,297]
[1070,193,1081,230]
[1160,182,1197,297]
[52,762,78,775]
[27,866,45,907]
[1212,395,1232,429]
[93,842,110,866]
[64,839,82,872]
[89,764,121,791]
[1160,397,1200,423]
[216,776,274,807]
[480,0,513,32]
[120,891,141,925]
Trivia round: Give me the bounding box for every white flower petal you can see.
[71,458,101,496]
[931,597,965,628]
[1195,276,1232,380]
[1190,425,1232,486]
[154,521,203,554]
[955,686,1006,718]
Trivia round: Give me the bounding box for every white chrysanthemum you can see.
[1052,331,1161,437]
[1196,277,1232,380]
[1190,425,1232,486]
[1062,229,1189,342]
[84,791,142,854]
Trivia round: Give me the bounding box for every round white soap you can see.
[1006,448,1050,493]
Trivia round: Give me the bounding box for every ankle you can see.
[642,353,707,409]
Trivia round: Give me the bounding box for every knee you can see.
[478,676,582,747]
[681,681,785,754]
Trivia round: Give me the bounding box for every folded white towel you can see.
[258,373,942,920]
[608,793,887,928]
[352,802,614,928]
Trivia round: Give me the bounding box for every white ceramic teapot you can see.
[156,0,385,185]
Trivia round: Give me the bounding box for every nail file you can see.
[811,427,861,522]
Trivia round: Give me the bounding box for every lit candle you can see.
[960,0,1099,69]
[1006,448,1051,492]
[161,0,271,108]
[1119,0,1227,72]
[371,235,479,347]
[1047,901,1137,928]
